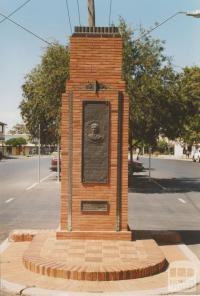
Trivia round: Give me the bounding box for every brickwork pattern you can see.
[60,33,130,237]
[23,233,168,281]
[2,240,196,293]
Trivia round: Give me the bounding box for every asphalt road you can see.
[0,156,200,241]
[0,156,200,295]
[129,157,200,232]
[0,156,59,242]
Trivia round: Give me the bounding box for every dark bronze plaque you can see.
[82,101,109,183]
[81,201,108,212]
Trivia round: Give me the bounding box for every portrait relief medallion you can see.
[87,121,104,143]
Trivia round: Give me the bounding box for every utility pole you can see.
[148,147,152,179]
[57,139,60,182]
[38,124,41,183]
[88,0,95,27]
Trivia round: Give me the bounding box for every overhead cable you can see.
[135,12,181,42]
[76,0,81,26]
[0,0,32,25]
[65,0,72,34]
[109,0,112,26]
[0,11,51,45]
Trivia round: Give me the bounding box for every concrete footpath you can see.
[135,154,193,162]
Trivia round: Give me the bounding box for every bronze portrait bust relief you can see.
[88,122,104,143]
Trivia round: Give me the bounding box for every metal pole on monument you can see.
[88,0,95,27]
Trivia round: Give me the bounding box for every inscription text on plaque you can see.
[81,201,109,213]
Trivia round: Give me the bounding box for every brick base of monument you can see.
[56,230,132,240]
[22,232,168,281]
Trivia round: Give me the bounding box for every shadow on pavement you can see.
[128,175,200,193]
[131,229,200,245]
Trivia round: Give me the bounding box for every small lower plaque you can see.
[81,201,108,213]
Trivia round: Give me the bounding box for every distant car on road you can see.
[128,159,144,176]
[192,149,200,162]
[50,152,61,171]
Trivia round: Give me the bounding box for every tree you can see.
[8,123,28,135]
[157,139,169,154]
[20,21,196,150]
[119,19,186,152]
[179,67,200,145]
[6,137,27,147]
[20,43,70,145]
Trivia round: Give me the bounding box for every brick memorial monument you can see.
[57,26,131,240]
[14,26,168,283]
[3,11,193,290]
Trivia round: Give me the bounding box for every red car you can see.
[50,153,61,171]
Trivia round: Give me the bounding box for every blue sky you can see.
[0,0,200,130]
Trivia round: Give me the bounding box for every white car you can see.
[192,149,200,162]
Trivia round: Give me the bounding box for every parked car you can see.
[50,152,61,171]
[128,159,144,175]
[192,149,200,162]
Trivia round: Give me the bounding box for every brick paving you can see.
[1,239,200,294]
[23,232,167,281]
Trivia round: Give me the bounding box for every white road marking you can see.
[5,198,15,204]
[40,173,54,183]
[178,198,186,204]
[26,173,55,191]
[26,183,38,191]
[151,179,167,191]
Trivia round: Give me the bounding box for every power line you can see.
[0,11,51,45]
[0,0,32,25]
[133,12,184,70]
[76,0,81,26]
[65,0,72,34]
[109,0,112,26]
[135,12,182,42]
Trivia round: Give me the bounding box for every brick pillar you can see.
[57,27,131,240]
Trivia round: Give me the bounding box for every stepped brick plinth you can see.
[23,232,168,281]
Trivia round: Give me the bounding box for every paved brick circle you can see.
[23,232,168,281]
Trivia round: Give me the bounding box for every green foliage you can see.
[19,21,200,147]
[20,43,70,144]
[9,123,28,135]
[119,19,187,147]
[180,67,200,144]
[6,137,27,147]
[156,140,169,154]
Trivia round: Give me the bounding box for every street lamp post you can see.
[186,10,200,18]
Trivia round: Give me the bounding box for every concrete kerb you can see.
[0,238,10,253]
[1,237,200,296]
[141,154,192,162]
